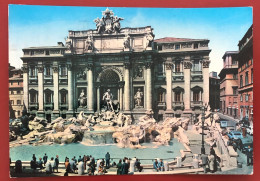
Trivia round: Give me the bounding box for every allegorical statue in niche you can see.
[123,34,131,49]
[78,89,87,107]
[85,36,94,51]
[135,66,143,78]
[145,32,154,49]
[103,89,114,111]
[134,88,144,108]
[76,69,86,80]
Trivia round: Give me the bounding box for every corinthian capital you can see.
[183,61,192,69]
[165,62,173,70]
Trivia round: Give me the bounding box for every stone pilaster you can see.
[52,64,60,119]
[96,82,101,112]
[37,65,44,118]
[202,58,210,105]
[87,61,94,113]
[124,62,130,111]
[165,61,173,111]
[67,64,73,111]
[22,65,29,111]
[119,81,124,111]
[145,61,153,110]
[183,59,192,111]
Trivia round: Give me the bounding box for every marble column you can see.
[183,60,192,111]
[87,62,94,112]
[145,62,153,110]
[22,65,29,111]
[203,59,210,105]
[37,65,44,117]
[165,61,173,111]
[124,62,130,111]
[68,64,73,111]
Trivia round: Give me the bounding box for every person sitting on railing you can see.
[135,158,143,172]
[98,162,106,175]
[69,158,76,173]
[158,159,165,171]
[153,159,159,172]
[45,159,52,174]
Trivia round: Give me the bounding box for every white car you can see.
[246,126,253,135]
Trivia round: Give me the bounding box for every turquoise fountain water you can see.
[10,138,185,164]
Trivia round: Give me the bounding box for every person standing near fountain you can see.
[105,152,111,168]
[43,153,48,166]
[54,155,59,173]
[116,159,123,175]
[103,89,114,111]
[121,158,129,175]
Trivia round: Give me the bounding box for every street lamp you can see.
[201,103,208,154]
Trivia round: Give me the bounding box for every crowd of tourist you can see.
[12,152,146,176]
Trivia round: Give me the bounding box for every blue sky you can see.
[9,5,252,73]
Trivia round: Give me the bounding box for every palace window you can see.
[59,65,67,76]
[194,43,198,49]
[30,91,37,103]
[245,72,249,85]
[175,92,181,102]
[175,61,181,72]
[17,100,21,105]
[233,73,238,79]
[29,66,37,77]
[251,69,253,83]
[245,94,249,102]
[240,75,243,87]
[193,92,200,102]
[60,90,67,104]
[44,89,53,104]
[45,66,52,76]
[232,87,238,95]
[17,111,20,116]
[175,44,180,50]
[240,94,243,102]
[10,100,14,105]
[193,60,201,71]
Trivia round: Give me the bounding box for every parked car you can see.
[246,125,253,136]
[227,131,243,140]
[236,137,253,153]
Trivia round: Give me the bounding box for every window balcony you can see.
[172,72,184,81]
[59,103,68,110]
[44,102,54,110]
[29,102,38,110]
[191,101,203,108]
[157,101,166,110]
[172,101,184,110]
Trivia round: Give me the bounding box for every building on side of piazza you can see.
[9,64,24,119]
[21,9,211,122]
[219,51,239,118]
[209,71,220,112]
[237,25,253,122]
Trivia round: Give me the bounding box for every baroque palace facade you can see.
[21,9,211,122]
